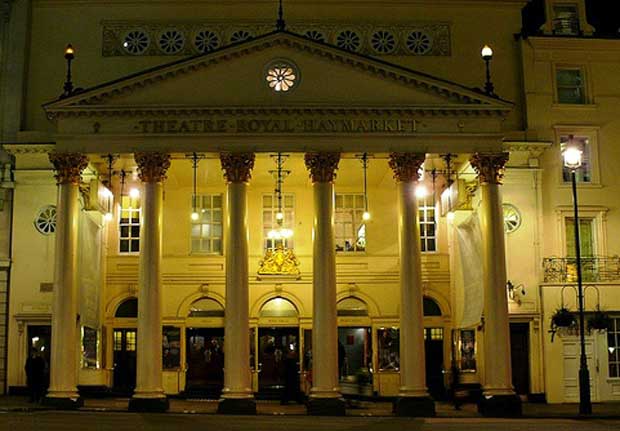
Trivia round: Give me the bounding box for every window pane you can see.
[120,240,129,253]
[131,240,140,252]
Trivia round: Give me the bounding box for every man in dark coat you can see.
[25,348,47,403]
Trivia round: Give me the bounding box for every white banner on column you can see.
[456,212,484,328]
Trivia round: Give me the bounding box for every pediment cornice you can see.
[44,30,512,118]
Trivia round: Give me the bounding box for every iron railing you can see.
[543,256,620,283]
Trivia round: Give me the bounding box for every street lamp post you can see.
[481,45,495,96]
[563,138,592,416]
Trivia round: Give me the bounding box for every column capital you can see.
[49,152,88,185]
[470,152,509,185]
[135,152,171,183]
[304,152,340,183]
[220,152,255,183]
[388,153,425,183]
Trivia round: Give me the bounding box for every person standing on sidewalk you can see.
[25,348,46,403]
[450,360,461,410]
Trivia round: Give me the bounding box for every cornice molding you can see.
[46,104,510,120]
[3,144,55,155]
[44,31,512,116]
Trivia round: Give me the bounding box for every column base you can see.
[393,396,436,417]
[43,396,84,410]
[217,398,256,415]
[128,397,169,413]
[478,394,522,417]
[306,397,346,416]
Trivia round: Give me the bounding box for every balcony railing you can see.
[543,256,620,283]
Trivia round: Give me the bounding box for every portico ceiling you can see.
[43,29,513,155]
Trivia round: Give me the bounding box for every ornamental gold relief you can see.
[388,152,425,183]
[470,152,509,185]
[304,152,340,183]
[134,152,171,183]
[49,152,89,185]
[220,152,255,183]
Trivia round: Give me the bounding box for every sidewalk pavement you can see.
[1,396,619,418]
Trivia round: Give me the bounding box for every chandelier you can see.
[267,153,293,242]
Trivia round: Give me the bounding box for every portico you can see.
[20,29,520,417]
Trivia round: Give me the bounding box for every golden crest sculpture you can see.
[258,246,300,276]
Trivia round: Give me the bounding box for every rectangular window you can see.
[553,4,580,35]
[335,193,366,252]
[565,217,595,257]
[262,193,295,250]
[191,194,223,254]
[556,68,585,104]
[125,331,136,352]
[377,328,400,371]
[419,195,437,252]
[119,195,140,253]
[460,329,476,371]
[113,331,123,351]
[609,318,620,378]
[561,135,591,183]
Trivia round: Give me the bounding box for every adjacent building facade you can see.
[0,0,619,412]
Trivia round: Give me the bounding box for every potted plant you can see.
[588,306,612,332]
[549,307,576,342]
[551,307,576,328]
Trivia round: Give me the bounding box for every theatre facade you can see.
[3,0,620,418]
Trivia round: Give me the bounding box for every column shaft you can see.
[397,180,427,397]
[218,152,255,415]
[129,152,170,412]
[479,182,513,395]
[134,181,165,398]
[48,182,80,399]
[222,181,252,399]
[46,152,88,409]
[470,152,521,417]
[310,181,339,398]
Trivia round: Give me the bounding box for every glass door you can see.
[112,328,137,394]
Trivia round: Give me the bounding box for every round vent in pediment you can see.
[194,29,221,53]
[335,29,362,52]
[406,30,433,55]
[122,29,150,55]
[371,30,397,54]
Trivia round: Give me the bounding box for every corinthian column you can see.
[388,153,435,417]
[128,152,171,412]
[470,152,521,417]
[304,152,345,416]
[218,152,256,415]
[45,152,88,409]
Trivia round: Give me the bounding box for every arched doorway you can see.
[337,297,373,395]
[257,297,300,400]
[423,296,446,400]
[113,297,137,394]
[185,297,225,398]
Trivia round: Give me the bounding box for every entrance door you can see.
[562,334,598,401]
[112,328,137,394]
[26,325,51,391]
[185,328,224,398]
[510,323,530,395]
[424,328,445,400]
[337,327,372,380]
[258,327,299,397]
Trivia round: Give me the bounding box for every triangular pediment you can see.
[44,30,512,117]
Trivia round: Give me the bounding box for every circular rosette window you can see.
[34,205,57,235]
[265,60,299,93]
[503,203,522,234]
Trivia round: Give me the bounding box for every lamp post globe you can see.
[481,44,493,60]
